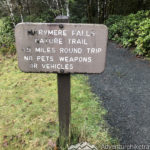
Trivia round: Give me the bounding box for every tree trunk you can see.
[17,0,24,22]
[58,0,63,15]
[100,0,105,23]
[26,0,31,15]
[138,0,144,10]
[87,0,92,23]
[5,0,15,27]
[98,0,100,23]
[66,0,70,17]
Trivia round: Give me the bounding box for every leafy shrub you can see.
[24,10,59,23]
[0,17,15,55]
[105,15,124,28]
[106,10,150,56]
[0,11,58,55]
[135,18,150,56]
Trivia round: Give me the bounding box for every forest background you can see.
[0,0,150,56]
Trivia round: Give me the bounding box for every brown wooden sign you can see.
[15,23,108,74]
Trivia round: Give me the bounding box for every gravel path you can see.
[89,42,150,149]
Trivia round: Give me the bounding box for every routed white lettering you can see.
[35,38,63,44]
[37,56,54,62]
[87,48,102,54]
[59,48,82,54]
[35,47,56,53]
[59,57,92,63]
[71,30,95,37]
[38,30,67,36]
[24,56,33,61]
[41,64,73,70]
[68,39,88,45]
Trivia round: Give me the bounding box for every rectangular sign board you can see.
[15,23,108,74]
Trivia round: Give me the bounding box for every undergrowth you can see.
[0,55,117,150]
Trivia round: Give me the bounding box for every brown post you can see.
[55,16,71,147]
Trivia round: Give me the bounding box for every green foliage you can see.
[135,18,150,56]
[24,10,60,23]
[0,10,59,55]
[69,0,88,23]
[106,10,150,56]
[0,17,15,55]
[105,15,124,27]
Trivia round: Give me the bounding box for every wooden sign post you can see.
[15,17,108,148]
[55,16,71,146]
